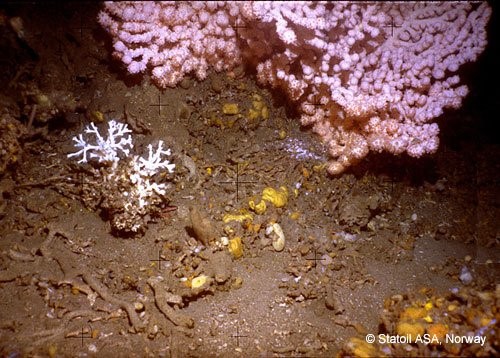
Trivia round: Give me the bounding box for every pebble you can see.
[295,295,305,302]
[231,277,243,289]
[179,77,191,89]
[325,287,344,314]
[459,266,473,285]
[211,76,223,93]
[435,181,446,192]
[299,244,310,256]
[320,254,333,266]
[231,65,245,79]
[437,226,447,234]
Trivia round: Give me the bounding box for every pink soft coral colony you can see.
[98,1,491,174]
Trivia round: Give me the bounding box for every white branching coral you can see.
[67,120,175,235]
[68,120,133,163]
[130,141,175,208]
[134,141,175,177]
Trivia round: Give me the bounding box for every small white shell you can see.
[266,223,285,252]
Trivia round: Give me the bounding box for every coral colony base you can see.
[98,1,491,174]
[68,120,175,234]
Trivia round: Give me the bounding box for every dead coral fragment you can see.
[147,276,194,328]
[0,112,24,175]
